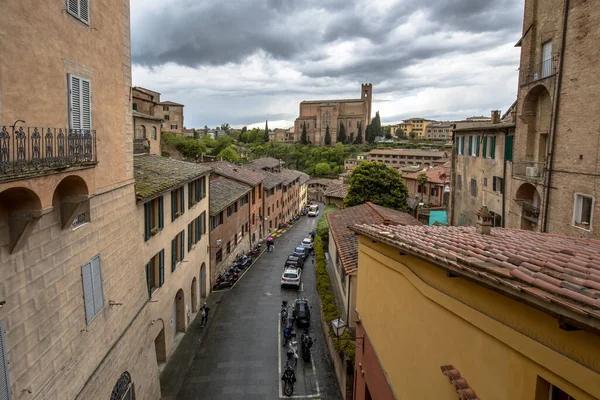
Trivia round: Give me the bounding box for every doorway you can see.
[174,289,185,333]
[200,262,207,298]
[191,277,198,313]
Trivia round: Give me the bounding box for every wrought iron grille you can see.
[519,55,558,85]
[0,126,96,176]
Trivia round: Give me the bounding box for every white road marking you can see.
[278,314,283,398]
[299,283,304,292]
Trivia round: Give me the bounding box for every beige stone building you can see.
[294,84,372,145]
[425,122,454,140]
[508,0,600,238]
[343,153,368,172]
[0,1,161,399]
[367,148,448,169]
[395,118,435,138]
[132,87,185,135]
[451,108,516,227]
[134,156,211,372]
[133,111,162,156]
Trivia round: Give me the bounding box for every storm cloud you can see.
[131,0,524,128]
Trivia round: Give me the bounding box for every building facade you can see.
[509,0,600,239]
[0,1,161,399]
[134,156,211,373]
[132,87,185,135]
[298,172,309,212]
[367,148,448,169]
[351,224,600,400]
[425,122,454,140]
[294,84,372,146]
[451,108,516,227]
[133,111,162,156]
[158,101,184,134]
[208,178,251,282]
[396,118,434,138]
[403,165,450,208]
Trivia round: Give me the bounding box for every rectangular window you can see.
[68,74,92,130]
[67,0,90,24]
[227,241,231,254]
[505,135,514,161]
[0,322,10,400]
[541,41,553,78]
[81,255,104,324]
[171,124,177,130]
[460,136,465,155]
[210,211,223,231]
[483,177,488,187]
[132,103,138,111]
[164,114,170,120]
[252,188,256,205]
[536,377,575,400]
[457,175,462,191]
[145,250,164,297]
[490,136,496,159]
[171,230,185,271]
[470,179,477,197]
[573,194,594,229]
[144,196,164,241]
[227,204,236,217]
[163,105,170,111]
[482,136,488,158]
[171,187,184,221]
[475,136,480,157]
[216,249,223,263]
[234,233,238,246]
[493,177,504,194]
[240,194,249,207]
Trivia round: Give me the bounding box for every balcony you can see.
[0,126,97,181]
[521,202,540,225]
[513,161,545,182]
[520,56,558,86]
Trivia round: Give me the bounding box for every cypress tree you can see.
[324,126,331,145]
[301,122,308,145]
[355,122,363,144]
[338,123,347,144]
[264,120,269,142]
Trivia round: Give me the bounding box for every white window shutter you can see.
[81,79,92,130]
[69,74,81,129]
[68,0,79,17]
[0,322,10,400]
[79,0,90,24]
[81,262,95,324]
[90,256,104,314]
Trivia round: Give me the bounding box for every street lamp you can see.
[330,318,347,338]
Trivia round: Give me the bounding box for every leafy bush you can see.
[315,204,339,241]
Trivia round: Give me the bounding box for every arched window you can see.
[141,125,147,139]
[152,126,157,140]
[110,372,134,400]
[322,111,331,127]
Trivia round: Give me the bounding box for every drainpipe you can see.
[502,157,507,227]
[543,0,569,233]
[346,277,351,326]
[449,127,457,225]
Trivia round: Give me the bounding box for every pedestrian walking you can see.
[200,303,210,327]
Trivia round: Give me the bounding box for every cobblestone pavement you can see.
[166,206,342,400]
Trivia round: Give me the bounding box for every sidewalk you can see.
[159,292,224,400]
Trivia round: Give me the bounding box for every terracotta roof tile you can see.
[327,203,421,274]
[246,157,284,169]
[350,224,600,326]
[403,166,450,185]
[324,184,350,199]
[440,365,479,400]
[211,161,265,186]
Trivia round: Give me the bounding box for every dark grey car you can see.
[285,255,305,268]
[293,246,309,261]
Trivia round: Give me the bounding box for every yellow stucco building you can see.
[351,223,600,400]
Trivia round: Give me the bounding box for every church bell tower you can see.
[361,83,373,126]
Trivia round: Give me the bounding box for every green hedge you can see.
[316,204,339,241]
[313,235,355,362]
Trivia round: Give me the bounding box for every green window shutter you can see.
[180,230,185,261]
[468,136,473,155]
[202,211,206,235]
[202,177,206,198]
[188,223,193,251]
[195,217,201,242]
[146,261,152,298]
[159,250,165,287]
[490,136,496,159]
[171,191,176,221]
[188,183,192,209]
[144,202,151,240]
[475,136,480,157]
[505,135,514,161]
[171,238,176,272]
[493,177,497,191]
[180,188,185,216]
[158,196,164,229]
[482,136,487,158]
[196,179,200,202]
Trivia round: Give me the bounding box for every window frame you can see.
[470,178,477,197]
[81,255,104,325]
[171,186,185,221]
[572,193,594,230]
[146,250,164,297]
[66,0,90,25]
[68,73,92,130]
[144,196,164,240]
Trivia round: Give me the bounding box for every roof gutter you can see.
[543,0,569,233]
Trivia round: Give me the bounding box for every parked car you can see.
[293,298,311,327]
[301,238,313,249]
[293,246,309,261]
[281,268,302,289]
[285,255,305,269]
[308,210,318,217]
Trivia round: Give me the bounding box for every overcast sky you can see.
[131,0,524,129]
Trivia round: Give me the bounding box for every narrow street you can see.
[171,206,342,399]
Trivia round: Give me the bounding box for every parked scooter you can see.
[282,321,295,346]
[281,364,296,396]
[281,301,288,326]
[300,328,315,362]
[286,340,299,368]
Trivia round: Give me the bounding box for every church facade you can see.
[294,84,373,145]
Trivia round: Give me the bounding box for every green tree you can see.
[396,128,405,138]
[213,135,235,155]
[366,111,382,143]
[344,161,409,211]
[409,130,418,139]
[324,126,331,145]
[338,123,347,144]
[355,122,363,144]
[204,125,209,135]
[349,132,354,144]
[264,120,269,142]
[383,125,391,138]
[217,145,240,163]
[193,129,200,140]
[301,123,308,145]
[220,123,231,134]
[314,162,331,176]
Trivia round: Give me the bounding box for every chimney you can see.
[491,110,501,124]
[476,206,493,235]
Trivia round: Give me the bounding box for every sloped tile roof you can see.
[159,100,184,106]
[328,203,421,274]
[324,184,350,199]
[279,169,302,185]
[298,172,310,185]
[307,178,339,187]
[349,224,600,327]
[209,178,251,216]
[246,157,284,169]
[249,169,284,189]
[211,161,265,186]
[134,155,212,201]
[133,110,162,121]
[403,166,450,185]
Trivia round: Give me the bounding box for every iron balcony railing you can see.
[520,55,558,85]
[513,160,545,181]
[0,126,96,177]
[521,202,540,224]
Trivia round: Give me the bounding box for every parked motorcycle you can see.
[281,364,296,396]
[282,322,294,346]
[281,301,288,326]
[300,329,314,362]
[286,341,299,368]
